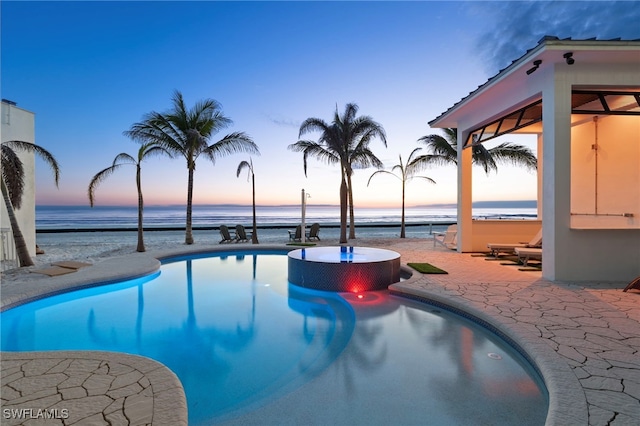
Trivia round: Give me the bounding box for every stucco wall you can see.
[1,102,36,260]
[570,114,640,228]
[470,220,542,253]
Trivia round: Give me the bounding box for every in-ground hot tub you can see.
[288,246,401,292]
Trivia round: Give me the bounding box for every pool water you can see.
[1,251,548,425]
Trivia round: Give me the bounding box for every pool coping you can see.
[390,275,587,425]
[2,244,580,424]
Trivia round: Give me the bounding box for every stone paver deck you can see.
[1,240,638,425]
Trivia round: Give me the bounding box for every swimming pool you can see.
[1,251,548,425]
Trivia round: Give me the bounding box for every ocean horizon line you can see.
[35,200,537,209]
[35,203,536,232]
[36,221,459,234]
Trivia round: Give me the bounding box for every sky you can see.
[2,1,640,208]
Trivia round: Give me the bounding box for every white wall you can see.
[1,102,36,259]
[571,114,640,228]
[470,220,542,252]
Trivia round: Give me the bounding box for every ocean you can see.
[36,204,537,231]
[31,204,538,252]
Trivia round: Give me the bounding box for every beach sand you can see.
[33,226,439,262]
[2,226,438,280]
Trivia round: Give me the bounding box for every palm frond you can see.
[288,140,320,153]
[350,147,384,170]
[409,153,453,172]
[299,117,330,138]
[236,159,253,179]
[488,142,538,171]
[1,144,25,208]
[342,103,358,124]
[113,153,136,166]
[140,144,173,161]
[2,140,61,187]
[367,169,398,186]
[302,143,340,164]
[471,144,498,174]
[305,142,339,176]
[414,175,436,185]
[125,114,185,156]
[443,128,458,145]
[417,134,457,160]
[390,163,405,176]
[406,147,423,164]
[87,163,129,207]
[419,128,537,175]
[203,132,259,164]
[352,117,387,147]
[207,109,233,133]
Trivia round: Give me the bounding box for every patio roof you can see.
[464,89,640,147]
[429,36,640,129]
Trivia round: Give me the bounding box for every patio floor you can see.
[1,239,638,425]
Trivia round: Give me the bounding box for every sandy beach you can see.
[3,227,434,282]
[30,225,438,264]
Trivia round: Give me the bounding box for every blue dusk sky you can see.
[2,1,639,208]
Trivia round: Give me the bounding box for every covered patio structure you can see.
[429,36,640,282]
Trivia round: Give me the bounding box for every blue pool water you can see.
[1,251,548,425]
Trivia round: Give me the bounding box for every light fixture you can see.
[563,52,575,65]
[526,59,542,75]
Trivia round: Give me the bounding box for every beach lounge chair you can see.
[433,224,457,249]
[306,223,321,241]
[219,225,236,244]
[235,225,251,243]
[288,225,302,242]
[514,247,542,266]
[487,228,542,257]
[623,276,640,292]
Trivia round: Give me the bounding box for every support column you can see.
[541,75,572,280]
[537,133,543,219]
[457,129,473,252]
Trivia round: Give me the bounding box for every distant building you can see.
[430,36,640,282]
[1,100,36,266]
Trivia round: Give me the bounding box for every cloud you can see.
[267,114,301,128]
[471,1,640,74]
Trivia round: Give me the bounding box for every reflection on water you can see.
[1,252,547,425]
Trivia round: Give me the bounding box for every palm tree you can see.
[236,158,259,244]
[289,103,386,243]
[125,91,259,245]
[416,128,537,173]
[1,140,60,267]
[344,124,387,239]
[368,148,436,238]
[289,125,348,243]
[88,142,171,252]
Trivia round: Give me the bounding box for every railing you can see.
[1,227,18,272]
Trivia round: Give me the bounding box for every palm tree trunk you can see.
[347,173,356,240]
[1,179,34,267]
[251,173,259,244]
[185,165,195,245]
[136,165,145,252]
[400,180,406,238]
[339,176,348,244]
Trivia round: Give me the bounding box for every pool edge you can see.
[1,350,188,425]
[390,278,588,426]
